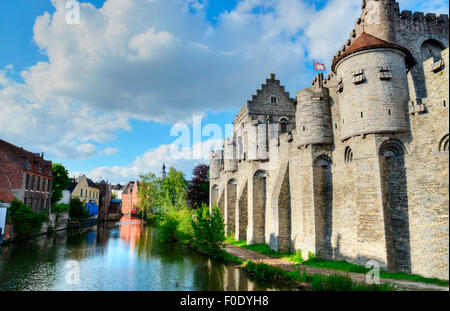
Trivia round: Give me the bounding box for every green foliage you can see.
[226,238,449,287]
[111,193,117,199]
[51,203,70,214]
[191,203,226,255]
[138,167,188,218]
[243,261,396,291]
[51,163,71,205]
[8,199,48,238]
[156,206,193,243]
[292,250,304,263]
[69,198,89,222]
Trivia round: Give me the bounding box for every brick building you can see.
[121,181,139,216]
[97,180,112,220]
[210,0,448,280]
[0,139,52,212]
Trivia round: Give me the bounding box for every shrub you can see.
[51,203,70,214]
[69,198,89,222]
[191,203,225,255]
[156,205,193,243]
[292,249,304,263]
[8,199,48,238]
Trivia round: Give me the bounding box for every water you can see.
[0,217,292,291]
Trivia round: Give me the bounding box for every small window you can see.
[353,69,365,84]
[338,78,344,93]
[444,100,447,108]
[388,109,392,115]
[361,112,364,118]
[335,123,337,129]
[432,59,445,73]
[345,146,353,163]
[302,126,306,132]
[379,66,392,80]
[271,96,277,103]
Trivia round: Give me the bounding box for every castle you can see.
[209,0,449,280]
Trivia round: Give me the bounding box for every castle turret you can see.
[223,138,238,172]
[296,74,333,147]
[358,0,398,43]
[209,150,223,179]
[332,33,413,141]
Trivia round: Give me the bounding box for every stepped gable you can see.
[244,73,295,117]
[331,33,415,73]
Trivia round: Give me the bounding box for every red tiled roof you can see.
[344,33,396,55]
[331,33,415,73]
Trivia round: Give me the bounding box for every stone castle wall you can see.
[210,0,449,280]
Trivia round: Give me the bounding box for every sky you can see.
[0,0,448,184]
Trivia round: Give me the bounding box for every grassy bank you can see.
[226,237,449,287]
[242,261,396,291]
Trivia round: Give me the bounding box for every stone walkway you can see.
[225,244,449,291]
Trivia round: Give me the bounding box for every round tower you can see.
[296,75,333,147]
[359,0,398,43]
[223,138,238,172]
[209,150,223,179]
[332,33,411,141]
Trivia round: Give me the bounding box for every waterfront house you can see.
[0,139,52,213]
[121,181,139,216]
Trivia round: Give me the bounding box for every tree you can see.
[138,172,160,220]
[69,197,89,222]
[187,163,209,209]
[51,163,71,205]
[191,203,225,254]
[8,199,47,238]
[111,193,117,199]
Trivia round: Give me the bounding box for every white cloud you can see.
[0,0,447,163]
[103,147,119,155]
[72,138,222,183]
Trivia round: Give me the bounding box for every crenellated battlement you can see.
[397,10,449,33]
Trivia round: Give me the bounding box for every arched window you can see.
[314,154,332,166]
[439,134,449,152]
[344,146,353,163]
[420,39,444,62]
[379,139,405,158]
[254,170,267,178]
[279,117,288,133]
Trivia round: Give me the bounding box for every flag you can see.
[314,61,326,71]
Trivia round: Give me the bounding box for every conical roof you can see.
[332,33,415,72]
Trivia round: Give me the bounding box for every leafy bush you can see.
[69,198,89,222]
[8,199,48,238]
[51,203,70,214]
[156,205,193,243]
[292,250,304,263]
[191,203,225,255]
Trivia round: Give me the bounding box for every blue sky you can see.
[0,0,448,183]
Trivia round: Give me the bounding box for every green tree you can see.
[137,172,160,221]
[69,197,89,222]
[191,203,225,254]
[8,199,47,238]
[51,163,71,205]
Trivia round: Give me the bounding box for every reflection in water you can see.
[0,216,292,291]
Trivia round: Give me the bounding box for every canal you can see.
[0,217,292,291]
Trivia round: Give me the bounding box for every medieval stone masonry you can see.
[210,0,449,280]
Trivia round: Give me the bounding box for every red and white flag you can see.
[314,61,326,71]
